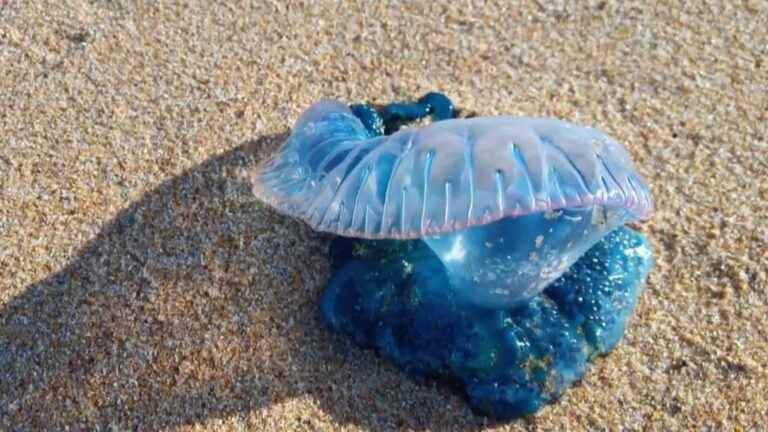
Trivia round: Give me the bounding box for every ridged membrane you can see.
[252,100,653,239]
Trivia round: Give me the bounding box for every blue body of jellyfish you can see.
[252,94,654,420]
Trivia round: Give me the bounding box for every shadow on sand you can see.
[0,133,508,430]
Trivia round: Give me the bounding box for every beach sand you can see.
[1,1,766,430]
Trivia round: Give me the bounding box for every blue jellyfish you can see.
[252,93,654,420]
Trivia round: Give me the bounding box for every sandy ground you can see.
[1,1,767,430]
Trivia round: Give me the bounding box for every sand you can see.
[1,1,766,430]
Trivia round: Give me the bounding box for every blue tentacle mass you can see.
[322,226,653,419]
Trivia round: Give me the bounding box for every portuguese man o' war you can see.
[251,93,654,420]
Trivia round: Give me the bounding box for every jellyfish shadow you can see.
[0,133,508,431]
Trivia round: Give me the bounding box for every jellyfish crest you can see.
[251,100,374,218]
[252,101,652,240]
